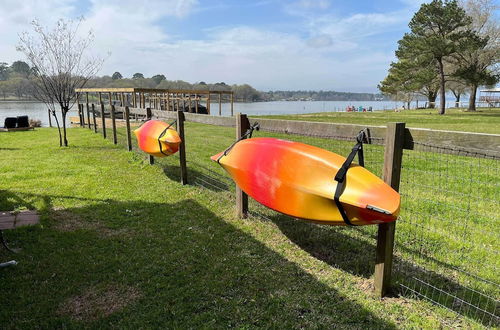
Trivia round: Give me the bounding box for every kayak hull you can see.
[211,138,400,226]
[134,120,181,157]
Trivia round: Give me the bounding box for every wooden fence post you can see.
[374,122,405,298]
[111,104,117,144]
[79,104,85,127]
[177,110,188,185]
[92,104,97,133]
[86,92,91,129]
[86,104,91,129]
[76,93,81,126]
[230,93,234,116]
[146,107,154,165]
[236,113,250,218]
[48,109,52,127]
[100,102,107,139]
[125,106,132,151]
[218,93,222,116]
[207,93,211,115]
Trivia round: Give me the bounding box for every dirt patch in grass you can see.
[58,284,141,321]
[50,209,131,238]
[356,278,374,293]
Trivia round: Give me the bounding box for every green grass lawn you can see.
[258,107,500,134]
[0,124,497,328]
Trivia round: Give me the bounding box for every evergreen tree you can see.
[404,0,482,114]
[111,71,123,80]
[151,74,166,85]
[11,60,31,77]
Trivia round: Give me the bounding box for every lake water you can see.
[0,100,420,127]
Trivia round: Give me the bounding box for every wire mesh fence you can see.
[84,109,499,326]
[395,142,499,327]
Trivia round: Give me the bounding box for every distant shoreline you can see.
[0,99,39,103]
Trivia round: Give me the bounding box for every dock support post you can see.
[374,122,405,297]
[236,113,250,218]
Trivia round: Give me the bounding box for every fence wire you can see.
[395,142,499,327]
[87,113,499,327]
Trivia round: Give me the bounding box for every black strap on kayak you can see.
[334,129,369,226]
[158,119,177,156]
[216,122,260,163]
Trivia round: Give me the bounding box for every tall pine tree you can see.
[405,0,482,114]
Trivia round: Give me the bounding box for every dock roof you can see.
[75,87,233,94]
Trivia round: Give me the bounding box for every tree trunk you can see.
[427,92,437,109]
[455,94,461,108]
[52,111,62,147]
[437,58,446,115]
[427,94,436,108]
[468,84,478,111]
[62,107,68,147]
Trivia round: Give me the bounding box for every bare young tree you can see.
[17,18,104,146]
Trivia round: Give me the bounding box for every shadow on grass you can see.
[0,190,396,328]
[48,129,498,326]
[141,150,499,327]
[264,212,499,327]
[160,161,232,193]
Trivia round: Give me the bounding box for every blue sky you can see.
[0,0,428,92]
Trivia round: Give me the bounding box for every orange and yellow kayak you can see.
[211,137,400,226]
[134,120,181,157]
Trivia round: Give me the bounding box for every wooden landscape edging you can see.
[403,127,500,157]
[251,118,386,144]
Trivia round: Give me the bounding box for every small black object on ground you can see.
[1,116,35,132]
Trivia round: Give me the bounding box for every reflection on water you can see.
[0,100,410,127]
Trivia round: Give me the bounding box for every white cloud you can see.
[295,0,330,10]
[307,34,333,48]
[0,0,413,91]
[0,0,76,62]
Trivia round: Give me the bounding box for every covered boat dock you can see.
[75,87,234,116]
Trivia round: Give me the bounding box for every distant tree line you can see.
[1,64,389,103]
[261,90,389,101]
[378,0,499,114]
[0,60,36,100]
